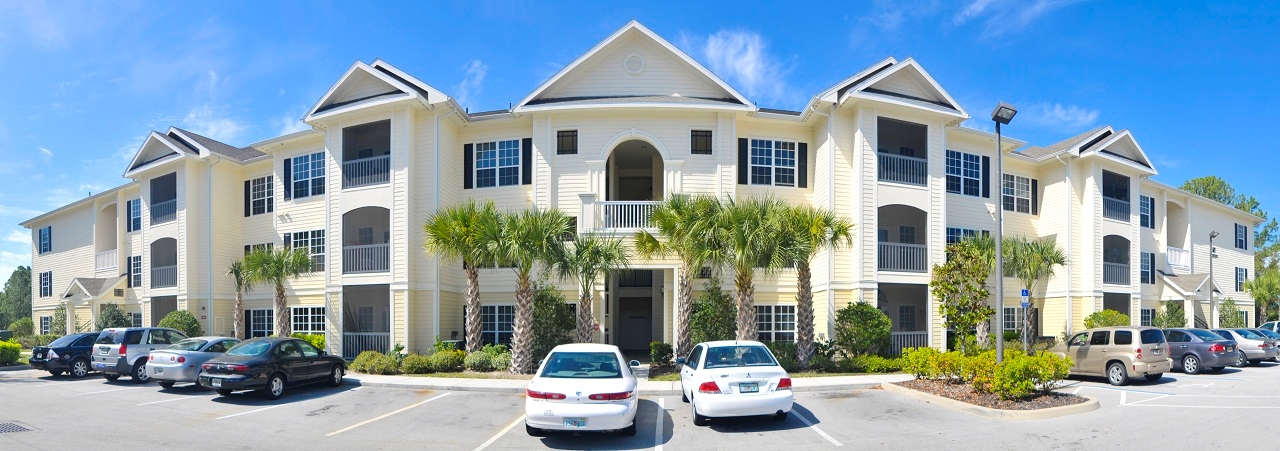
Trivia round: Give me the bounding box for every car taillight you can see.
[47,349,59,359]
[1135,347,1142,359]
[698,381,722,394]
[1208,344,1225,353]
[177,356,185,363]
[588,391,634,401]
[526,389,566,400]
[119,343,127,358]
[202,363,215,371]
[777,377,792,391]
[231,364,249,373]
[1260,343,1270,349]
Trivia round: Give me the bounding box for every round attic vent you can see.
[623,53,645,75]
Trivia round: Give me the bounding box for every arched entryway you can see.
[606,139,664,202]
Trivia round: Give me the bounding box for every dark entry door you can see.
[150,296,177,326]
[617,297,652,352]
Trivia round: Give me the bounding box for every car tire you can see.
[1210,366,1225,372]
[1106,362,1129,386]
[1236,351,1249,367]
[327,365,344,387]
[619,421,637,436]
[159,381,175,389]
[132,361,151,383]
[1182,355,1200,375]
[681,383,689,403]
[103,374,120,382]
[217,389,233,396]
[49,370,64,377]
[70,358,89,378]
[261,373,286,400]
[773,411,789,421]
[1249,359,1262,365]
[525,423,546,437]
[1144,373,1162,382]
[692,400,709,427]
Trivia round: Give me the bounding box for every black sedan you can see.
[197,337,345,399]
[30,332,100,377]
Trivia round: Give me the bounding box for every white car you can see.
[678,340,793,425]
[525,343,640,436]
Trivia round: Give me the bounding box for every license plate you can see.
[1227,346,1235,352]
[99,348,109,355]
[563,417,587,428]
[740,382,759,393]
[95,363,106,369]
[1154,349,1163,356]
[211,378,222,388]
[154,368,163,375]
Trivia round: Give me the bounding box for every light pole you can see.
[992,102,1017,363]
[1209,231,1219,328]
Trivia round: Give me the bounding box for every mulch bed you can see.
[899,379,1086,410]
[647,364,677,378]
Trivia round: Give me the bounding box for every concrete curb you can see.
[882,382,1099,420]
[0,364,31,372]
[342,376,892,396]
[342,378,525,394]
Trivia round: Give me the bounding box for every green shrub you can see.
[350,350,400,375]
[8,317,32,337]
[50,306,66,336]
[480,343,508,357]
[764,341,798,373]
[993,355,1037,399]
[426,349,466,372]
[649,341,673,366]
[1219,299,1246,328]
[465,351,498,372]
[1027,352,1072,395]
[433,336,459,353]
[1003,330,1020,342]
[963,351,997,393]
[690,279,735,344]
[157,310,203,338]
[806,340,838,373]
[0,339,20,365]
[291,333,326,352]
[1084,310,1130,329]
[838,354,904,373]
[531,284,574,360]
[1152,300,1187,328]
[96,303,132,330]
[936,351,965,383]
[833,302,891,357]
[901,347,941,379]
[401,354,433,374]
[385,342,405,367]
[17,334,58,349]
[491,352,512,372]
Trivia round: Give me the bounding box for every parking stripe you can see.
[215,404,287,420]
[325,392,451,437]
[81,386,145,395]
[474,414,525,451]
[654,397,664,451]
[42,379,108,387]
[794,410,842,447]
[138,394,213,406]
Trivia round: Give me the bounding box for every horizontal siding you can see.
[541,32,729,100]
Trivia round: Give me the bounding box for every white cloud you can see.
[699,30,790,105]
[181,104,246,143]
[0,204,44,219]
[953,0,1079,38]
[454,60,488,108]
[277,112,311,136]
[39,147,53,162]
[0,250,31,273]
[5,230,27,244]
[1019,103,1100,132]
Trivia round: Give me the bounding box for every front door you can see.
[617,297,652,353]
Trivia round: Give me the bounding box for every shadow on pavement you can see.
[535,399,671,450]
[209,384,357,406]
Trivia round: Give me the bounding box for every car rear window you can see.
[703,345,779,369]
[1235,329,1264,340]
[1190,329,1225,341]
[167,339,208,351]
[95,329,142,345]
[1139,329,1164,344]
[49,334,82,347]
[1089,331,1109,345]
[539,352,622,379]
[1164,330,1187,343]
[1114,331,1133,345]
[226,340,271,356]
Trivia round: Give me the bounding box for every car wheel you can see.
[132,361,151,383]
[1106,362,1129,386]
[103,374,120,382]
[261,373,286,400]
[619,421,637,436]
[49,370,64,377]
[1144,373,1162,382]
[525,423,546,437]
[692,400,709,427]
[1236,351,1249,367]
[159,381,175,389]
[1250,359,1262,365]
[773,411,789,421]
[1182,355,1200,375]
[70,359,89,378]
[681,382,689,403]
[327,365,344,387]
[217,389,233,396]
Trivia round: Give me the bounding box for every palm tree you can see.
[635,193,721,358]
[243,247,313,337]
[1004,236,1066,345]
[553,234,630,344]
[225,260,253,339]
[498,208,571,374]
[423,200,503,353]
[1245,268,1280,323]
[776,204,853,370]
[709,197,787,341]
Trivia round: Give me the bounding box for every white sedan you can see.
[525,343,640,436]
[678,340,793,425]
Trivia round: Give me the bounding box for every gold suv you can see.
[1049,326,1172,386]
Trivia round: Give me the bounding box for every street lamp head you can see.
[1210,231,1220,239]
[991,102,1018,125]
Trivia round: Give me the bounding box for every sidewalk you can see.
[343,372,912,396]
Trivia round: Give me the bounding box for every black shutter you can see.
[981,156,991,198]
[798,143,808,188]
[738,138,748,184]
[463,144,474,189]
[521,138,533,185]
[283,233,292,250]
[1149,253,1157,283]
[124,200,131,232]
[243,245,250,255]
[244,180,251,217]
[1152,199,1156,229]
[283,158,292,200]
[46,226,51,253]
[1031,179,1039,215]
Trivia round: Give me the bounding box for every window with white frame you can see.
[249,175,274,215]
[40,316,50,335]
[899,226,916,244]
[1140,252,1154,284]
[1002,174,1031,213]
[1236,223,1248,249]
[755,305,796,342]
[945,150,982,196]
[1003,307,1024,335]
[292,152,325,199]
[130,312,143,328]
[749,139,797,187]
[1139,196,1154,228]
[475,139,520,188]
[291,306,326,333]
[39,271,51,297]
[127,198,142,232]
[1140,308,1155,327]
[357,306,375,332]
[898,305,917,331]
[129,256,141,288]
[481,305,514,345]
[285,230,325,271]
[38,226,51,254]
[1237,267,1248,292]
[247,309,273,338]
[946,227,978,245]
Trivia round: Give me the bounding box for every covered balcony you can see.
[94,203,118,272]
[150,238,177,288]
[342,284,390,359]
[1102,170,1130,221]
[1103,235,1130,285]
[877,205,928,273]
[150,173,177,225]
[579,139,664,233]
[879,284,929,355]
[341,120,391,189]
[342,207,390,274]
[876,117,928,186]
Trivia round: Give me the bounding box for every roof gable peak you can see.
[840,58,968,118]
[304,61,421,121]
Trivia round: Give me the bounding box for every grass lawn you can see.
[401,371,532,380]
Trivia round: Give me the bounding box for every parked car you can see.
[524,343,640,436]
[197,337,345,399]
[91,327,189,383]
[147,337,240,389]
[1049,327,1171,386]
[1260,321,1280,333]
[1211,329,1278,366]
[1161,328,1238,374]
[678,340,793,426]
[29,332,100,378]
[1251,329,1280,361]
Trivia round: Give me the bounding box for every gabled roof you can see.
[370,59,449,103]
[1078,129,1156,174]
[20,182,134,228]
[61,276,125,300]
[1159,272,1221,299]
[816,57,898,103]
[169,128,267,162]
[304,61,426,121]
[124,130,200,175]
[515,21,754,112]
[836,58,969,119]
[1016,126,1114,161]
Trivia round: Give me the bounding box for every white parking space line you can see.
[215,404,287,420]
[654,397,664,451]
[81,386,146,395]
[325,392,451,437]
[1125,394,1168,406]
[138,394,213,406]
[1119,391,1126,406]
[1126,404,1280,409]
[41,379,107,387]
[1070,387,1082,395]
[474,414,525,451]
[794,410,842,447]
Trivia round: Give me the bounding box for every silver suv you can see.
[91,328,188,383]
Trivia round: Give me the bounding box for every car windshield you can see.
[167,339,208,351]
[539,352,622,379]
[1235,329,1264,340]
[703,345,778,369]
[1139,329,1165,344]
[1189,330,1225,341]
[225,340,271,357]
[48,334,82,347]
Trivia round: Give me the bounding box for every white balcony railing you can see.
[343,243,389,273]
[342,155,390,189]
[601,201,659,230]
[890,331,929,356]
[1103,197,1129,221]
[151,265,177,288]
[342,332,389,359]
[878,153,928,186]
[95,249,118,272]
[151,199,177,225]
[1104,262,1129,285]
[878,242,927,273]
[1166,246,1190,272]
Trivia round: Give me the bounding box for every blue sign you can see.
[1021,289,1029,297]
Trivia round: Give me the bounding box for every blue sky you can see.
[0,0,1277,272]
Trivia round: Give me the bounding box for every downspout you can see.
[1056,154,1072,335]
[207,155,222,335]
[809,104,837,340]
[433,105,446,341]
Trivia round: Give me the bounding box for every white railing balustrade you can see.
[343,243,389,273]
[151,265,177,288]
[1104,262,1130,285]
[342,332,389,359]
[878,153,928,186]
[1166,246,1190,272]
[1103,197,1130,221]
[890,331,930,356]
[601,201,659,230]
[95,249,118,272]
[342,155,391,189]
[878,242,927,272]
[151,199,177,225]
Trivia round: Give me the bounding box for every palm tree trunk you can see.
[795,263,814,370]
[464,267,482,353]
[576,287,593,344]
[232,291,244,339]
[510,273,535,374]
[275,284,290,337]
[676,263,693,358]
[735,271,756,341]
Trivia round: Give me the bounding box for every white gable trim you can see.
[166,128,209,157]
[123,132,195,177]
[518,100,752,114]
[839,58,969,119]
[371,59,450,103]
[817,56,897,103]
[846,91,967,118]
[1080,130,1157,175]
[304,61,423,122]
[515,21,754,111]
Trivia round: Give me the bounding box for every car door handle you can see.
[1181,345,1188,349]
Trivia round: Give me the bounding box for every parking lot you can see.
[2,363,1279,449]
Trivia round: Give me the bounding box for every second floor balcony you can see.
[1103,262,1129,285]
[1103,196,1129,221]
[1166,246,1190,272]
[151,265,177,288]
[342,154,390,189]
[343,206,390,274]
[95,249,117,272]
[343,243,389,273]
[577,195,659,233]
[878,153,928,186]
[151,199,177,225]
[878,242,927,273]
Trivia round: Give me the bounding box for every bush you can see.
[480,343,508,357]
[963,351,997,393]
[530,284,574,361]
[401,354,433,374]
[1026,352,1071,395]
[291,333,326,352]
[96,303,132,330]
[935,351,965,383]
[465,351,498,372]
[901,347,941,379]
[0,339,20,365]
[50,306,66,336]
[157,310,203,338]
[16,334,58,349]
[764,341,798,373]
[425,350,466,372]
[491,352,512,372]
[649,341,673,366]
[1084,310,1130,329]
[806,340,838,373]
[1152,301,1186,328]
[8,317,32,337]
[433,336,460,353]
[1003,330,1020,342]
[840,355,904,373]
[690,279,736,344]
[991,352,1072,399]
[385,342,405,367]
[833,302,891,357]
[1219,299,1246,328]
[350,350,400,375]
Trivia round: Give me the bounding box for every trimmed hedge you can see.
[0,339,20,365]
[157,310,203,338]
[350,350,400,375]
[903,346,1071,399]
[649,342,673,366]
[465,351,497,372]
[291,333,326,352]
[402,354,433,374]
[425,350,465,373]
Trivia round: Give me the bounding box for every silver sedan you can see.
[147,337,240,388]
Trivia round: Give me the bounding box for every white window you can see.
[749,139,797,187]
[292,152,326,199]
[1237,267,1248,292]
[1002,174,1031,213]
[247,309,273,338]
[1003,307,1024,334]
[38,226,51,254]
[1140,252,1154,284]
[291,306,326,333]
[481,305,514,345]
[1236,223,1248,249]
[1139,196,1154,228]
[250,175,274,215]
[129,256,142,288]
[899,226,915,244]
[1140,308,1155,327]
[898,305,917,331]
[130,312,143,328]
[946,227,978,245]
[128,198,142,232]
[945,150,982,196]
[755,305,796,342]
[39,271,52,298]
[40,316,50,335]
[286,230,325,271]
[358,306,375,332]
[475,139,520,188]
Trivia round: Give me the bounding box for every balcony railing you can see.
[878,242,927,273]
[151,199,177,225]
[878,153,928,186]
[1104,262,1129,285]
[342,332,389,359]
[1103,197,1129,221]
[601,201,659,230]
[95,249,117,272]
[890,331,929,356]
[151,265,177,288]
[1166,246,1190,272]
[343,243,389,273]
[342,155,390,189]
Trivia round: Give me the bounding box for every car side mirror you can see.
[319,350,326,356]
[675,357,687,366]
[629,360,640,367]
